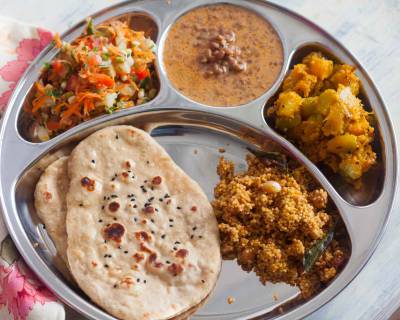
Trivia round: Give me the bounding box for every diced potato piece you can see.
[301,97,319,118]
[328,64,360,95]
[297,121,321,143]
[339,160,362,181]
[347,118,370,136]
[294,74,318,98]
[276,91,303,118]
[275,113,301,131]
[327,134,358,154]
[360,145,377,171]
[282,64,317,97]
[316,89,338,116]
[307,113,324,123]
[322,101,345,136]
[303,52,333,80]
[338,85,359,109]
[282,64,307,91]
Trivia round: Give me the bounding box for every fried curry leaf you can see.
[246,147,288,171]
[86,18,95,35]
[303,228,335,272]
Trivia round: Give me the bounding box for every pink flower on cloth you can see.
[0,261,56,320]
[0,17,65,320]
[0,237,65,320]
[0,27,52,112]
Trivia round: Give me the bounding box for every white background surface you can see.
[0,0,399,319]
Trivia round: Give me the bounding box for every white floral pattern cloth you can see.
[0,16,65,320]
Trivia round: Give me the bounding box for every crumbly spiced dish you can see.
[213,154,349,298]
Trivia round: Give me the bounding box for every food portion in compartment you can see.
[34,156,74,281]
[163,4,283,107]
[25,19,158,141]
[267,52,376,187]
[34,125,221,320]
[213,153,349,299]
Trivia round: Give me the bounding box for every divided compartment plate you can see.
[0,1,396,320]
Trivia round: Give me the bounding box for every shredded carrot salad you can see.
[26,18,158,141]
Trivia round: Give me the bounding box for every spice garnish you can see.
[152,176,162,185]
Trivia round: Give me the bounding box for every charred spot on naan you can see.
[103,223,125,243]
[108,201,120,212]
[168,263,184,276]
[176,249,189,259]
[148,252,164,268]
[134,231,152,242]
[118,276,135,289]
[152,176,162,185]
[143,206,155,214]
[121,172,129,179]
[140,242,153,253]
[80,176,95,191]
[42,190,53,201]
[133,253,145,262]
[124,160,132,169]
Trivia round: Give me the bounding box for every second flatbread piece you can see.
[34,156,69,265]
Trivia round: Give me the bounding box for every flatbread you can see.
[34,156,69,265]
[34,156,75,282]
[66,125,221,320]
[33,154,209,319]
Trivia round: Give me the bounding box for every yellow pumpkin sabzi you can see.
[268,52,376,187]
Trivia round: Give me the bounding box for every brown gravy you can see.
[163,4,284,107]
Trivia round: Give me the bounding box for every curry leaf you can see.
[303,228,335,272]
[42,62,51,71]
[86,18,95,35]
[246,147,288,171]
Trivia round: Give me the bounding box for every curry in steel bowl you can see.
[163,4,283,107]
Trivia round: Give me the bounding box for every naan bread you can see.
[66,126,221,320]
[34,156,74,282]
[34,156,69,265]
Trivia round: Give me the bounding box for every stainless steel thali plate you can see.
[0,1,396,320]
